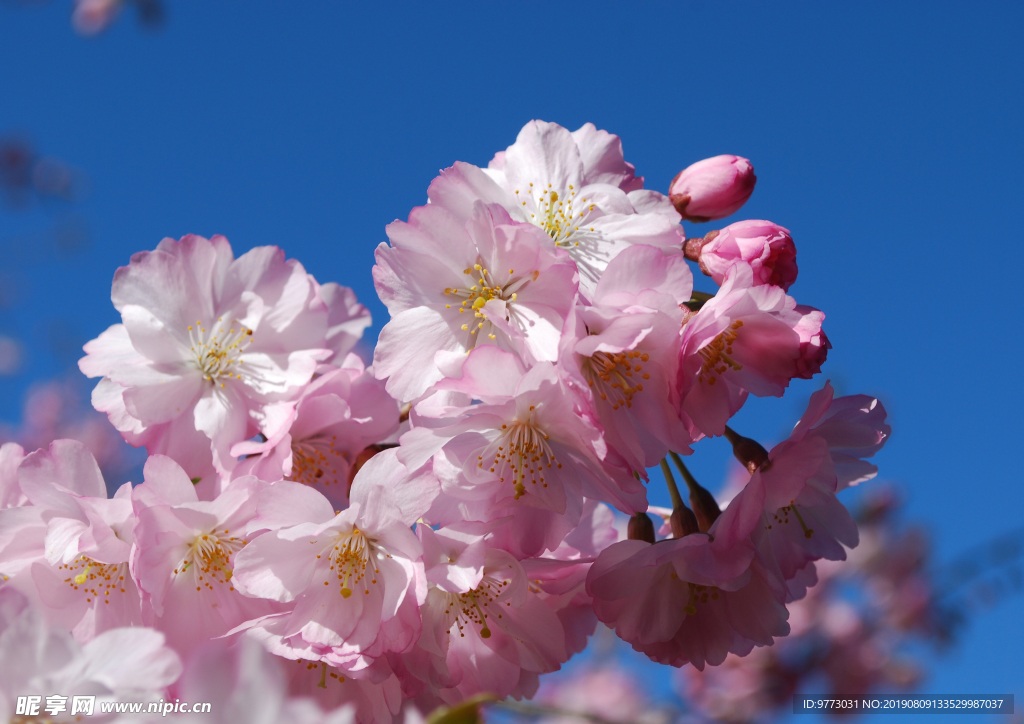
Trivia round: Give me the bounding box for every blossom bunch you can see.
[675,485,956,723]
[497,488,953,724]
[0,120,893,722]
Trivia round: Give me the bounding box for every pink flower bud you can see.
[700,220,799,291]
[669,154,756,222]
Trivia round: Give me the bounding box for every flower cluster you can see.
[0,120,893,722]
[676,485,957,723]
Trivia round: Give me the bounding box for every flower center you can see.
[444,575,510,640]
[298,660,348,689]
[443,263,538,348]
[174,528,244,591]
[290,436,346,487]
[697,320,744,386]
[766,501,815,539]
[682,581,720,615]
[582,350,651,409]
[517,184,598,247]
[324,528,377,599]
[58,555,128,605]
[188,317,254,386]
[479,411,562,500]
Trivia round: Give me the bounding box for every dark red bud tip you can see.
[628,513,657,544]
[670,505,700,538]
[724,426,771,473]
[683,231,720,279]
[669,187,691,218]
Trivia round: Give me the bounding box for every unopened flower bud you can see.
[724,426,771,474]
[670,504,700,538]
[669,155,756,222]
[628,512,657,544]
[699,220,798,291]
[687,482,721,533]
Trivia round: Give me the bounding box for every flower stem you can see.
[668,451,699,491]
[659,458,684,511]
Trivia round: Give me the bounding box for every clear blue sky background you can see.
[1,1,1022,718]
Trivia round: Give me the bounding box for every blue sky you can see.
[1,0,1022,716]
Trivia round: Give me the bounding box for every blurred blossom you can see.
[72,0,123,34]
[0,135,86,207]
[532,666,671,724]
[0,137,34,207]
[0,377,141,485]
[675,485,958,722]
[0,335,23,375]
[72,0,164,35]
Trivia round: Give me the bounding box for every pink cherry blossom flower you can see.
[284,657,403,724]
[231,450,433,673]
[752,382,890,600]
[80,234,332,487]
[677,263,829,438]
[373,202,578,402]
[400,347,645,557]
[150,637,356,724]
[559,244,695,471]
[803,388,891,491]
[3,440,144,640]
[698,220,798,291]
[400,527,569,708]
[427,120,682,298]
[522,499,621,657]
[586,476,789,669]
[669,155,756,222]
[231,355,400,508]
[131,454,279,657]
[0,587,181,722]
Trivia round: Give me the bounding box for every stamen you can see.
[188,317,255,384]
[582,349,648,409]
[697,320,744,386]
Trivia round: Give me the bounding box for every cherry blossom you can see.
[400,347,645,556]
[0,587,181,722]
[677,262,829,438]
[586,474,789,669]
[400,527,569,709]
[131,454,279,657]
[231,450,433,674]
[373,202,578,402]
[80,234,332,487]
[0,118,913,723]
[428,120,682,298]
[558,244,694,471]
[231,354,400,508]
[746,382,891,600]
[3,441,145,640]
[144,638,356,724]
